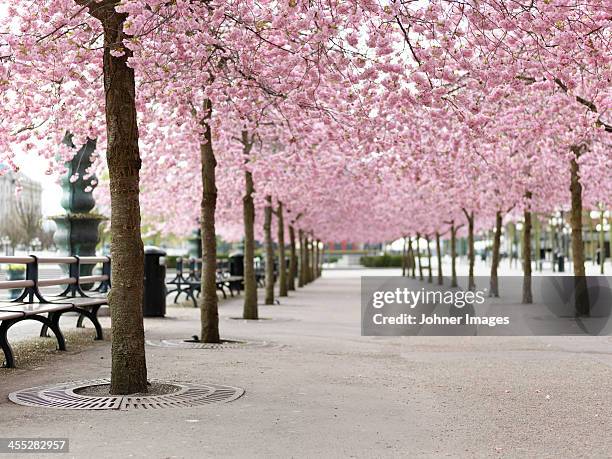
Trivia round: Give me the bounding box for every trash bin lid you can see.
[228,251,244,258]
[144,246,167,256]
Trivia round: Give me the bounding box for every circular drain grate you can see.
[146,339,272,349]
[9,379,244,411]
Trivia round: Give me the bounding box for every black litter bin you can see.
[143,247,167,317]
[557,254,565,272]
[229,251,244,277]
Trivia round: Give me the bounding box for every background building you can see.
[0,166,43,249]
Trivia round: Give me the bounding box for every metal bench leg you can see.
[46,313,67,351]
[0,321,15,368]
[76,313,85,328]
[166,287,178,302]
[172,283,188,303]
[40,319,49,338]
[3,314,65,368]
[74,307,103,340]
[187,288,198,308]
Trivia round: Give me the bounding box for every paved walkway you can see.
[1,268,612,457]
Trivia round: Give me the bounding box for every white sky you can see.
[15,153,63,217]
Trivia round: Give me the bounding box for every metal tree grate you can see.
[146,338,273,349]
[9,379,244,411]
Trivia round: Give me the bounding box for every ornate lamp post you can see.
[51,133,106,277]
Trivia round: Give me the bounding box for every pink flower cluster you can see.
[0,0,610,242]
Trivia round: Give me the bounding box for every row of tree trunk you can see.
[403,147,592,316]
[402,233,443,286]
[262,203,322,305]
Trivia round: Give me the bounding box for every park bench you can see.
[0,255,110,368]
[166,257,198,304]
[186,258,243,303]
[166,257,243,307]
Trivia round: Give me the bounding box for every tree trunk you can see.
[277,202,288,297]
[609,212,612,275]
[304,236,311,284]
[550,219,557,272]
[522,196,533,304]
[416,234,423,281]
[298,230,305,287]
[534,215,541,272]
[264,196,274,305]
[402,237,407,277]
[426,235,433,283]
[242,132,257,319]
[310,236,316,281]
[450,223,458,288]
[288,225,297,291]
[319,242,324,277]
[601,210,606,275]
[101,13,148,395]
[570,145,590,316]
[435,232,443,285]
[408,236,415,278]
[315,239,321,278]
[490,211,502,297]
[463,210,475,290]
[199,99,220,343]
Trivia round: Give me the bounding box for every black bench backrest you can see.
[0,255,111,302]
[174,257,232,279]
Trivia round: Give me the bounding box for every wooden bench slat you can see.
[38,277,77,287]
[0,303,72,314]
[0,280,35,289]
[79,275,109,283]
[37,257,77,264]
[79,256,110,264]
[0,311,25,320]
[0,256,34,264]
[51,297,107,307]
